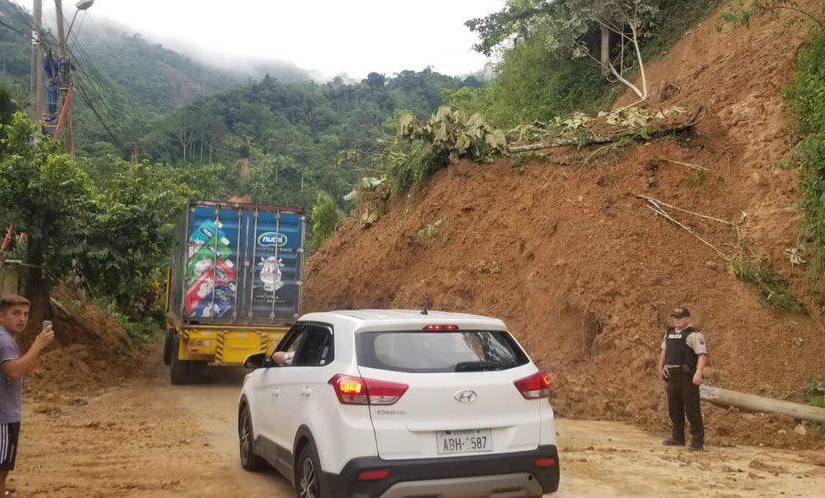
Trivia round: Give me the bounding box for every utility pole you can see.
[30,0,44,117]
[54,0,74,154]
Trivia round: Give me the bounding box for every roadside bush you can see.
[310,192,342,250]
[804,375,825,434]
[734,257,804,313]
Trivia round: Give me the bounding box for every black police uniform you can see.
[664,326,705,447]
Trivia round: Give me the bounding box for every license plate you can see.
[436,429,493,455]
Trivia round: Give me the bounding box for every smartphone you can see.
[42,320,52,330]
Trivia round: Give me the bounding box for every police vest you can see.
[664,327,699,369]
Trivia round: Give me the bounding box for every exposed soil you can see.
[304,3,825,448]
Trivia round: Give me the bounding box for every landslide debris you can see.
[304,3,825,448]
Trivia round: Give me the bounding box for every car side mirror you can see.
[243,352,269,370]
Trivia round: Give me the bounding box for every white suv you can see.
[238,310,560,497]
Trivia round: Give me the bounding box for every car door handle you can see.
[301,388,313,398]
[272,388,280,398]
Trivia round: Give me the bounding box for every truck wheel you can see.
[296,442,323,498]
[188,361,208,383]
[169,336,191,385]
[163,329,173,366]
[239,405,267,471]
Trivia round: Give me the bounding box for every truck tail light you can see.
[514,371,552,399]
[329,375,408,405]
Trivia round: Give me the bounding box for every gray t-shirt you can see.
[0,327,23,423]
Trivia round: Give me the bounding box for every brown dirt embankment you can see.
[304,4,825,448]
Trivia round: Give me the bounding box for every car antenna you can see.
[421,296,433,315]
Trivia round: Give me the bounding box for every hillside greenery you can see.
[788,12,825,293]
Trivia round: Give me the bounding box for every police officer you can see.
[657,307,708,451]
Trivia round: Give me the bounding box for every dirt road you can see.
[10,364,825,497]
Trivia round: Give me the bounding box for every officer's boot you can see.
[662,436,685,446]
[689,438,704,451]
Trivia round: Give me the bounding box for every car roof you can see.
[298,309,508,332]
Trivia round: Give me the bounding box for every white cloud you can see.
[20,0,504,78]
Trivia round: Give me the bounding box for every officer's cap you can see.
[670,307,691,318]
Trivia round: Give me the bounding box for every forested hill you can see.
[0,0,311,143]
[138,69,482,207]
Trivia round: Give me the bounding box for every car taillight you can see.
[514,371,552,399]
[357,469,391,481]
[328,375,408,405]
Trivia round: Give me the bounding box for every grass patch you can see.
[734,257,805,313]
[804,376,825,434]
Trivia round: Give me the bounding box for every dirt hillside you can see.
[25,286,151,401]
[304,4,825,448]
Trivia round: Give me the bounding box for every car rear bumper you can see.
[322,445,560,498]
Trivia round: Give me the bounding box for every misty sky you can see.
[23,0,505,78]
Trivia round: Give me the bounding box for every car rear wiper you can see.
[454,361,501,372]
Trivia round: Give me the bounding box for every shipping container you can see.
[164,201,305,384]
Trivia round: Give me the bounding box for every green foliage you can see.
[0,113,96,276]
[734,257,804,313]
[459,0,720,128]
[378,106,506,197]
[449,35,611,127]
[721,0,823,28]
[804,375,825,434]
[399,107,507,164]
[310,192,342,250]
[787,21,825,283]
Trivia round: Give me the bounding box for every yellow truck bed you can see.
[167,316,288,365]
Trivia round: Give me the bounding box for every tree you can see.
[0,113,95,336]
[310,192,342,250]
[364,72,387,90]
[467,0,658,101]
[549,0,656,101]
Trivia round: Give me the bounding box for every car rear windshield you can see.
[356,330,529,373]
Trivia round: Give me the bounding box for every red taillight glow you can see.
[535,458,557,468]
[423,324,459,332]
[328,375,408,405]
[357,469,391,481]
[514,371,552,399]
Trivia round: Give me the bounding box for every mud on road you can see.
[10,361,825,497]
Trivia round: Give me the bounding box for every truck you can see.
[164,201,306,384]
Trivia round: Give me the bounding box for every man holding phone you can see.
[0,295,55,496]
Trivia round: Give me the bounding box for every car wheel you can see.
[239,404,267,471]
[163,329,173,366]
[296,442,322,498]
[169,335,191,385]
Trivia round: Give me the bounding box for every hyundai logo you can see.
[454,390,478,404]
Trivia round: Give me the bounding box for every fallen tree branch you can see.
[663,158,711,172]
[636,195,734,226]
[642,198,733,262]
[508,115,701,153]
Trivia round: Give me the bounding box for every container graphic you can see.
[169,202,305,325]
